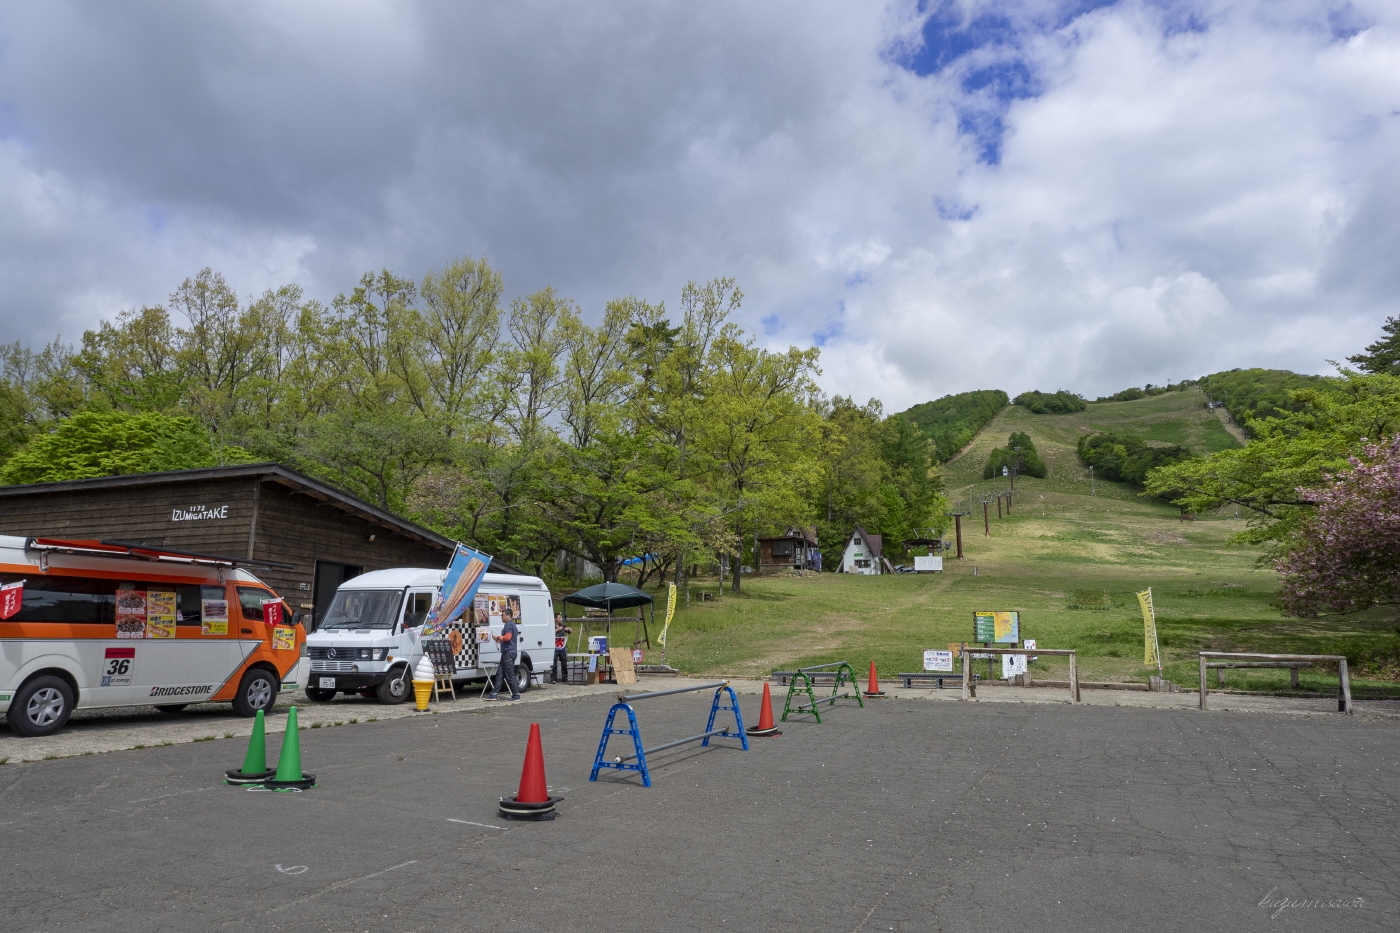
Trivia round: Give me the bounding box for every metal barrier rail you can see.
[1199,651,1351,713]
[590,681,749,787]
[619,681,728,703]
[781,661,864,723]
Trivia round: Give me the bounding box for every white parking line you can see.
[448,818,504,829]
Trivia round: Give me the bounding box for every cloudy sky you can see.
[0,0,1396,409]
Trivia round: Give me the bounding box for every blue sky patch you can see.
[895,1,1124,164]
[813,310,845,348]
[935,197,978,222]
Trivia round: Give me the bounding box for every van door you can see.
[398,590,434,665]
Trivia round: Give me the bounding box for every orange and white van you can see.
[0,536,304,737]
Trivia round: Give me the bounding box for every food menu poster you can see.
[475,594,520,626]
[115,590,147,638]
[201,599,229,636]
[145,591,176,639]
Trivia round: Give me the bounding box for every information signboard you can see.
[923,649,954,672]
[973,610,1020,644]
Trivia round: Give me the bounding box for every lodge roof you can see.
[756,525,818,546]
[0,462,457,552]
[849,525,882,559]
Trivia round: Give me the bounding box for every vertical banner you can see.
[1137,587,1162,672]
[421,544,492,637]
[0,580,23,619]
[262,598,284,627]
[657,582,678,661]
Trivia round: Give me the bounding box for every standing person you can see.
[485,614,521,701]
[551,612,572,684]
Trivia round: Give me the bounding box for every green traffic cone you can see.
[225,709,274,784]
[264,706,316,790]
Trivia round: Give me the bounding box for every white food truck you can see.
[303,568,554,703]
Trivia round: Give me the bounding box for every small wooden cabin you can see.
[757,526,820,573]
[840,526,884,575]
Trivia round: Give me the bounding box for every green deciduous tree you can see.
[0,410,252,484]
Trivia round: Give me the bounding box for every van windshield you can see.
[320,590,402,630]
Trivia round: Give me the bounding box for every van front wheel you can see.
[9,675,74,737]
[232,668,279,717]
[376,665,412,704]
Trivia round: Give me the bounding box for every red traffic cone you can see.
[863,661,886,698]
[746,681,782,737]
[499,723,561,821]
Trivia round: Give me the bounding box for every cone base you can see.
[499,795,561,820]
[745,725,782,737]
[863,690,887,698]
[263,774,317,790]
[225,769,276,784]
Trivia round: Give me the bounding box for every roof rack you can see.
[24,537,295,572]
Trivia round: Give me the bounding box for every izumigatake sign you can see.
[170,505,230,522]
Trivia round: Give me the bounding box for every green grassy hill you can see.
[942,386,1241,496]
[648,387,1400,697]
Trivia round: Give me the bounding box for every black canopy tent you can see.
[562,582,654,652]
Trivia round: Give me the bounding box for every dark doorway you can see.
[311,560,364,632]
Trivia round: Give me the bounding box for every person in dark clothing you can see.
[551,612,572,684]
[485,616,521,700]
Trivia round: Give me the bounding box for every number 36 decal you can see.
[103,646,136,687]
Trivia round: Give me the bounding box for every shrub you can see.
[1013,389,1087,414]
[1077,432,1191,486]
[983,431,1048,479]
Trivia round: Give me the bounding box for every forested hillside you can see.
[0,263,950,585]
[1199,368,1323,435]
[897,389,1007,461]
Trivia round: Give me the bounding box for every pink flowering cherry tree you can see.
[1278,436,1400,616]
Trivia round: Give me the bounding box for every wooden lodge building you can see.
[756,526,821,573]
[0,464,503,630]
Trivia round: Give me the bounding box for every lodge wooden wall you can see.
[251,481,447,599]
[0,476,450,602]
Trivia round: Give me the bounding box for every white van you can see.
[0,536,303,736]
[303,568,553,703]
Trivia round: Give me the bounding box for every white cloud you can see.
[0,0,1395,408]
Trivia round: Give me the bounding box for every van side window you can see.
[176,585,227,625]
[0,573,114,624]
[402,592,433,629]
[237,587,277,621]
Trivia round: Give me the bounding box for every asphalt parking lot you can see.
[0,688,1395,932]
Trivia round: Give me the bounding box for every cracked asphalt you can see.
[0,687,1394,931]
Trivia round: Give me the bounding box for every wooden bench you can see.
[897,672,963,689]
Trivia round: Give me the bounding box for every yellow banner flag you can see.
[1137,587,1161,672]
[657,582,677,647]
